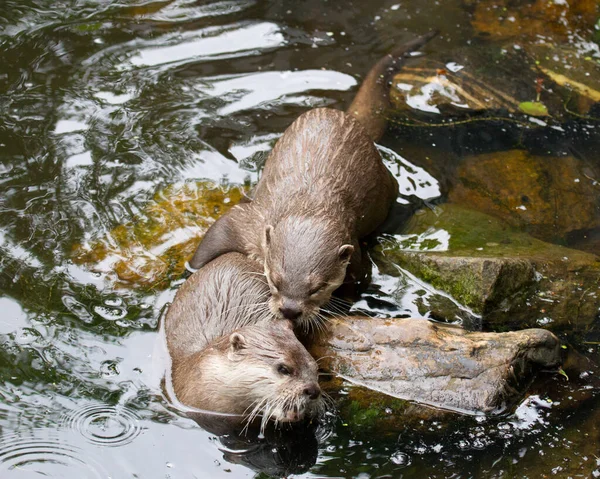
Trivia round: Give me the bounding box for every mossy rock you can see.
[526,43,600,116]
[373,204,600,330]
[72,181,245,289]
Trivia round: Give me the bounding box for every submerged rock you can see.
[465,0,598,42]
[311,316,562,415]
[374,204,600,330]
[448,149,600,242]
[72,181,245,288]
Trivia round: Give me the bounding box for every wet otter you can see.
[189,33,437,328]
[165,252,323,430]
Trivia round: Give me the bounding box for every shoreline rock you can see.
[310,316,562,415]
[374,204,600,331]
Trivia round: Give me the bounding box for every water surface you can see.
[1,0,599,477]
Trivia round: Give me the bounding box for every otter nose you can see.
[279,300,302,320]
[303,384,321,400]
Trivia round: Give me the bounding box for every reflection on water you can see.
[125,22,285,69]
[0,0,599,477]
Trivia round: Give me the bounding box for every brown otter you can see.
[189,32,438,328]
[165,252,323,430]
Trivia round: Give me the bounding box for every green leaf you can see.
[558,368,569,381]
[518,101,549,117]
[75,22,103,32]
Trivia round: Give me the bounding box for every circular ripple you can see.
[0,431,109,478]
[61,404,142,447]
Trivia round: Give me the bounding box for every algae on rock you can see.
[72,181,245,288]
[374,204,600,330]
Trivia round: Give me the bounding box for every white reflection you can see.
[377,144,441,200]
[510,395,551,430]
[198,70,356,115]
[0,296,28,335]
[396,74,473,114]
[128,22,284,68]
[149,226,203,257]
[179,149,257,184]
[65,151,93,168]
[54,119,88,135]
[0,231,42,268]
[95,91,134,105]
[229,133,280,162]
[392,228,450,252]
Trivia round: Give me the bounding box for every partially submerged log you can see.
[310,317,562,414]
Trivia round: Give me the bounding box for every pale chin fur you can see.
[248,384,323,433]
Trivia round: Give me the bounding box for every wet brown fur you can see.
[189,33,438,326]
[165,253,322,427]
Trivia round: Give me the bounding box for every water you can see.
[1,0,599,477]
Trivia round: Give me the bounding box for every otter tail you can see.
[347,30,439,142]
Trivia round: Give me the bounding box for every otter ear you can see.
[338,244,354,263]
[229,332,246,352]
[264,225,273,248]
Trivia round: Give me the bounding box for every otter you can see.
[189,32,438,328]
[165,252,323,430]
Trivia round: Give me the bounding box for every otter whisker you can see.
[311,312,331,334]
[326,297,352,311]
[328,295,352,307]
[326,299,354,316]
[262,397,281,433]
[315,355,336,364]
[320,307,346,320]
[244,396,270,435]
[320,391,336,411]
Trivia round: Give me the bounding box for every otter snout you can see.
[303,383,321,400]
[279,299,303,320]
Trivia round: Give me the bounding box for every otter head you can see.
[262,218,353,328]
[222,320,322,430]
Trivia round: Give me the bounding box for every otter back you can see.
[165,252,270,360]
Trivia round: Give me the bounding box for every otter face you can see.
[263,221,353,329]
[225,320,323,430]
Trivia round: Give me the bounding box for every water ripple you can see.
[135,0,256,23]
[0,430,109,478]
[60,404,142,447]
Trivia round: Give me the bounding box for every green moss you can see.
[393,251,483,311]
[347,400,382,428]
[374,204,600,327]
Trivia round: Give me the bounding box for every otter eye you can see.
[309,284,325,296]
[277,364,292,376]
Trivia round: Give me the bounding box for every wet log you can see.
[310,317,562,414]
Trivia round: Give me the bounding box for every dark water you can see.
[1,0,599,477]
